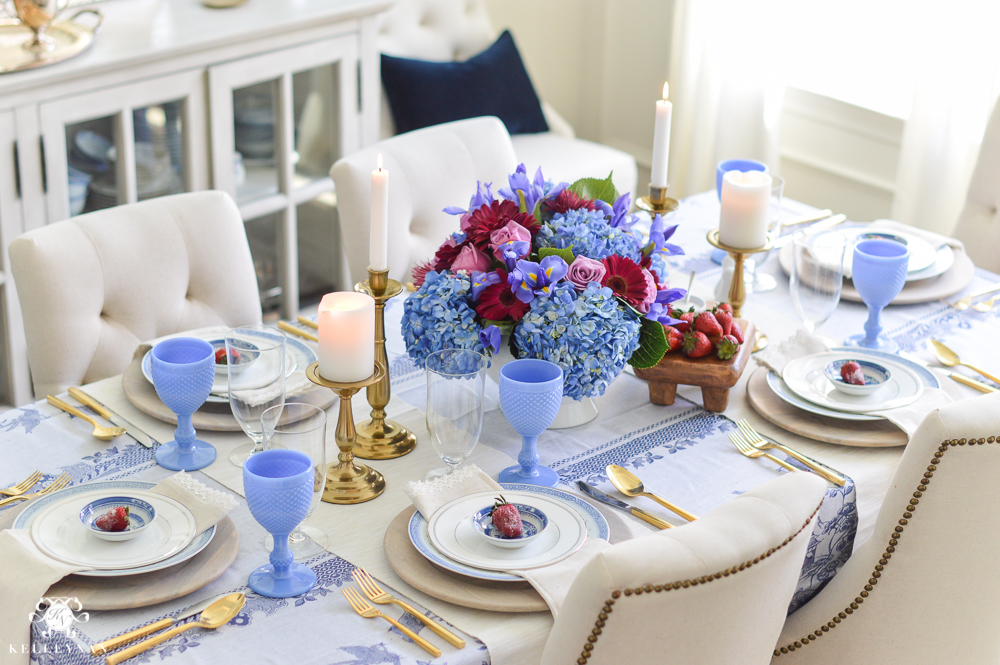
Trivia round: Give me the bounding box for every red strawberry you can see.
[675,311,695,334]
[716,302,733,314]
[716,335,740,360]
[95,506,130,532]
[683,331,713,358]
[215,348,240,365]
[694,311,723,337]
[489,496,523,538]
[714,310,734,336]
[664,326,684,352]
[841,361,865,385]
[730,321,745,345]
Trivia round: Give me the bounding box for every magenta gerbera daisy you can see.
[474,269,529,322]
[411,260,434,288]
[543,189,598,216]
[601,255,652,310]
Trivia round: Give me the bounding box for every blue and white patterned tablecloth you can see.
[0,403,485,665]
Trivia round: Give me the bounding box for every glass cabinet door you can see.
[39,69,208,222]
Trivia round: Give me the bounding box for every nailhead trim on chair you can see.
[574,500,825,664]
[772,437,996,657]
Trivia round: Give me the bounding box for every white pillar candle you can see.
[719,170,772,249]
[650,82,672,189]
[369,153,389,271]
[317,292,376,382]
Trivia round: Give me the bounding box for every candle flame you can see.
[377,153,383,171]
[662,82,669,101]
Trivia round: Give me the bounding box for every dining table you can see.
[4,189,998,665]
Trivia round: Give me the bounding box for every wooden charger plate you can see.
[45,516,240,610]
[385,504,631,613]
[746,367,907,447]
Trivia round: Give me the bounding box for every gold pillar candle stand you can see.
[306,362,387,504]
[636,183,680,215]
[706,229,773,351]
[353,267,418,460]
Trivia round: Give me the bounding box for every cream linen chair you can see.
[376,0,639,197]
[953,99,1000,272]
[331,116,517,285]
[541,472,829,665]
[771,391,1000,664]
[9,191,261,398]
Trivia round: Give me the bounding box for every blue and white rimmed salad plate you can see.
[409,483,608,582]
[15,480,214,576]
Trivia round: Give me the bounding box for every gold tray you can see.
[0,10,102,75]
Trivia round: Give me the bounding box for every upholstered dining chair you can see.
[376,0,639,197]
[771,390,1000,664]
[541,471,829,665]
[9,191,261,398]
[953,99,1000,272]
[331,116,517,285]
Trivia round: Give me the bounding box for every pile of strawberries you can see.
[663,302,745,360]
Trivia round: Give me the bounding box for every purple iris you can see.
[498,240,530,271]
[443,181,495,216]
[608,192,638,232]
[510,256,569,303]
[650,214,683,256]
[498,164,567,213]
[479,325,502,354]
[470,270,501,301]
[644,288,687,325]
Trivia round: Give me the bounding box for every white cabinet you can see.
[0,0,389,405]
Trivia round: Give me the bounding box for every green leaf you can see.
[629,317,668,369]
[479,319,514,336]
[517,190,528,214]
[569,172,618,205]
[538,246,576,264]
[641,241,656,258]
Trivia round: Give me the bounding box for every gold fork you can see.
[972,294,1000,312]
[342,588,442,658]
[729,433,798,473]
[736,420,846,486]
[0,471,42,497]
[0,473,71,508]
[947,282,1000,310]
[352,567,465,648]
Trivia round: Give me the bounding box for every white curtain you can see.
[667,0,785,199]
[892,2,1000,234]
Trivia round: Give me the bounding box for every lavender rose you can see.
[451,244,492,273]
[566,256,607,292]
[637,268,657,313]
[489,221,532,260]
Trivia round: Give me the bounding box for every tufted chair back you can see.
[772,391,1000,664]
[541,472,829,665]
[9,191,262,397]
[953,98,1000,272]
[330,116,517,285]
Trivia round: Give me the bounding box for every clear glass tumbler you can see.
[424,348,488,481]
[790,230,847,334]
[227,325,287,467]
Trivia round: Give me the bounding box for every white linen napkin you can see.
[754,331,965,437]
[0,472,237,665]
[404,464,611,616]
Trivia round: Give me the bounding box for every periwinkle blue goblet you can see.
[243,449,317,598]
[844,239,910,353]
[151,338,217,471]
[497,359,564,487]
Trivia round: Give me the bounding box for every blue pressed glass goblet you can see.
[497,359,564,487]
[151,338,217,471]
[844,238,910,353]
[243,449,317,598]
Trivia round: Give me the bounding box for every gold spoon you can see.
[106,593,246,665]
[930,340,1000,386]
[606,465,698,522]
[972,294,1000,312]
[47,395,125,441]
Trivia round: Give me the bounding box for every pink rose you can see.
[637,268,657,313]
[451,245,492,273]
[489,221,532,260]
[566,256,607,292]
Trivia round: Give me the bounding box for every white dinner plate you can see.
[141,329,315,403]
[842,229,937,277]
[428,490,587,572]
[30,488,197,570]
[409,483,609,582]
[766,347,940,422]
[783,352,925,414]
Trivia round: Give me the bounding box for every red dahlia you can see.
[465,201,539,251]
[601,256,651,310]
[543,189,598,216]
[475,270,530,322]
[431,239,466,271]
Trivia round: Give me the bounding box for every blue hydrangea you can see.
[402,271,484,367]
[513,282,640,399]
[647,252,668,283]
[535,208,643,261]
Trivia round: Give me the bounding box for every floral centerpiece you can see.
[402,165,687,400]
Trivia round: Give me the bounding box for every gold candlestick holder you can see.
[353,267,417,460]
[636,183,680,215]
[306,362,387,504]
[706,229,773,352]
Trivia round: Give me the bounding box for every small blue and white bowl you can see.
[212,338,258,375]
[79,496,156,542]
[824,359,892,397]
[472,503,548,550]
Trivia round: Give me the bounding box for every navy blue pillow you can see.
[381,30,549,136]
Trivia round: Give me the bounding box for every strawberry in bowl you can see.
[79,496,156,542]
[471,496,548,550]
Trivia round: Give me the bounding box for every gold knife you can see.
[91,593,232,655]
[278,321,317,343]
[68,387,156,447]
[899,351,998,393]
